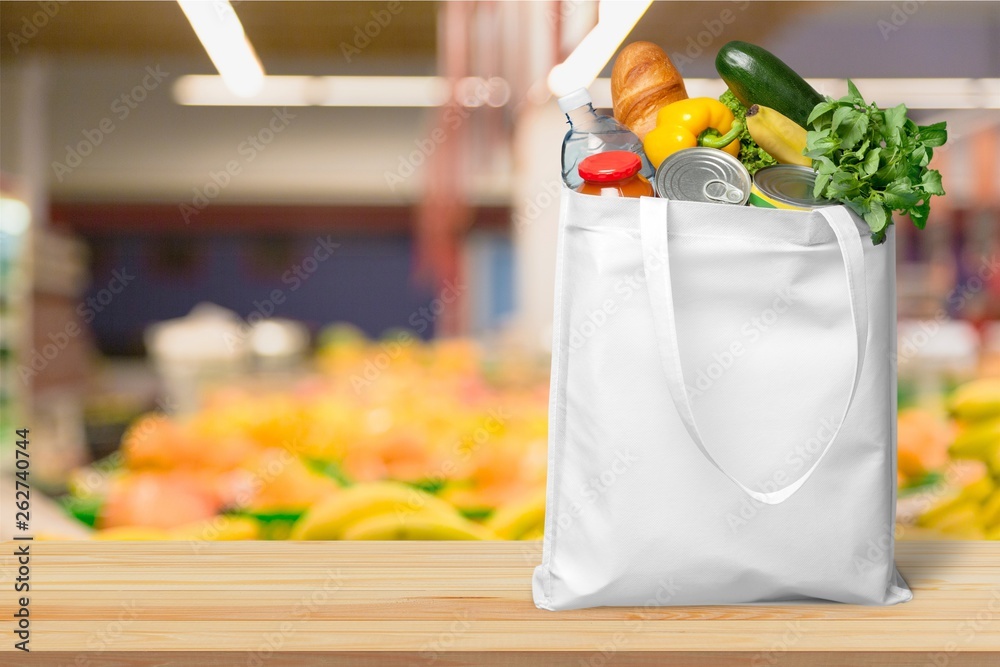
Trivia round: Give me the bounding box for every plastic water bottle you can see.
[559,88,654,190]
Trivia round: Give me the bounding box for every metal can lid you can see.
[753,165,833,208]
[654,147,751,205]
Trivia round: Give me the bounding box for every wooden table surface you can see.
[3,540,999,666]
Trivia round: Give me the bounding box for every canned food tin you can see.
[749,165,833,211]
[653,147,751,205]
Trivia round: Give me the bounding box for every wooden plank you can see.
[16,619,1000,651]
[2,540,998,664]
[16,653,1000,667]
[24,589,1000,621]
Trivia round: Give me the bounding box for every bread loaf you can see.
[612,42,688,140]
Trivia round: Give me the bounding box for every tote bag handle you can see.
[639,198,869,505]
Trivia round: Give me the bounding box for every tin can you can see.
[654,147,751,205]
[748,165,833,211]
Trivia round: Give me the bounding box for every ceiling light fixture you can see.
[0,195,31,236]
[177,0,265,98]
[174,75,460,107]
[547,0,652,98]
[589,78,1000,110]
[174,74,1000,111]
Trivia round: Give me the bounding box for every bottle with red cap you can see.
[576,151,655,198]
[558,88,654,190]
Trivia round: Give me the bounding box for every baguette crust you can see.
[612,42,688,140]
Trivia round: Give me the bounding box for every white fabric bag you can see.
[533,189,912,610]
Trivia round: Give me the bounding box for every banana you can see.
[935,508,985,539]
[521,525,545,541]
[93,526,173,540]
[171,516,259,541]
[917,477,994,533]
[958,476,995,503]
[745,104,811,167]
[949,379,1000,423]
[918,497,977,529]
[290,481,460,540]
[949,419,1000,460]
[981,488,1000,529]
[487,491,546,540]
[341,511,497,540]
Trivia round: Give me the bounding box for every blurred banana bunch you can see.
[917,379,1000,539]
[290,481,494,540]
[288,481,547,541]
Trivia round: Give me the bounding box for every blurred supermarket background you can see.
[0,0,998,542]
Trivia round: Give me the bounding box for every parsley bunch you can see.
[805,80,947,245]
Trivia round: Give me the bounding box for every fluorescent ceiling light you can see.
[173,75,454,107]
[590,78,1000,110]
[0,196,31,236]
[174,74,1000,111]
[177,0,264,97]
[547,0,652,98]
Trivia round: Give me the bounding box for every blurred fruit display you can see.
[54,325,1000,542]
[59,325,549,542]
[903,379,1000,540]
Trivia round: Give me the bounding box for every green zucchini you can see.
[715,41,824,129]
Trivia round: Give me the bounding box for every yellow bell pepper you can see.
[643,97,742,168]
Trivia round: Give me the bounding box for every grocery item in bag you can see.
[576,151,654,198]
[749,165,833,211]
[611,41,688,140]
[654,147,750,205]
[559,88,654,190]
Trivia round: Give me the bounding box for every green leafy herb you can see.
[719,89,777,175]
[805,80,947,244]
[302,457,354,487]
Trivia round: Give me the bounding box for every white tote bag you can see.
[533,188,912,609]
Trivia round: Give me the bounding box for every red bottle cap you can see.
[578,151,642,182]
